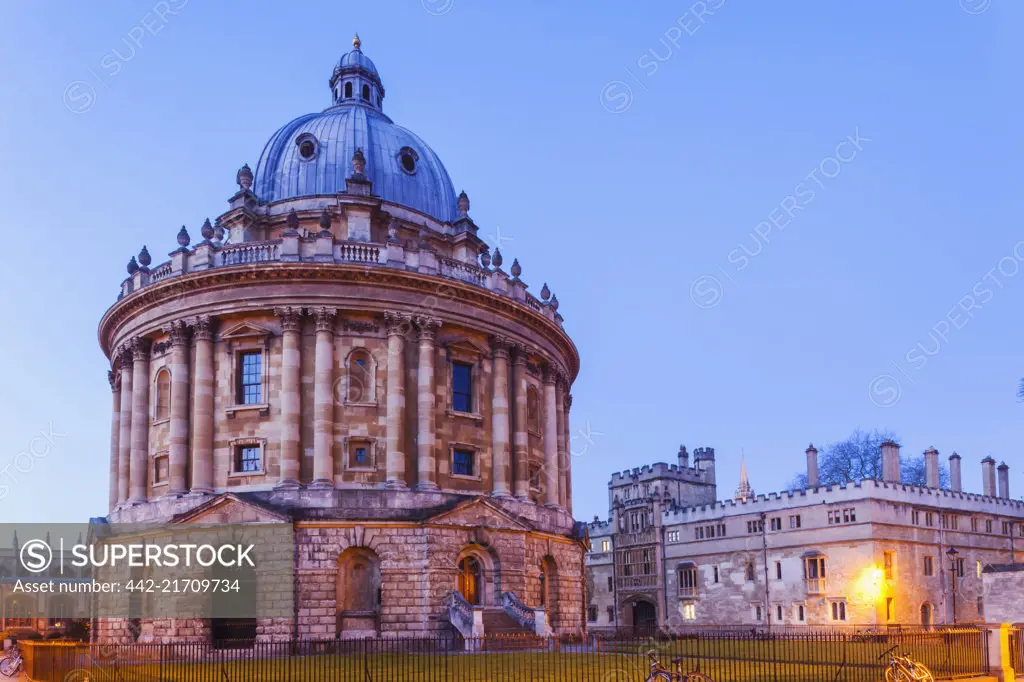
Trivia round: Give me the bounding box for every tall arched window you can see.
[154,369,170,421]
[361,84,370,101]
[344,82,352,99]
[347,349,374,403]
[527,387,540,433]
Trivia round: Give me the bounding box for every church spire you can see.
[734,455,755,502]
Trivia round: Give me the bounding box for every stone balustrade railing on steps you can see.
[501,591,549,636]
[442,590,477,638]
[118,235,563,326]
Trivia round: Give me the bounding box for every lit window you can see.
[667,530,680,543]
[453,449,475,477]
[348,441,372,469]
[976,560,983,578]
[236,445,261,473]
[601,540,611,553]
[682,603,696,620]
[886,597,894,622]
[452,362,473,413]
[923,556,934,577]
[154,369,170,421]
[883,551,895,580]
[238,351,262,404]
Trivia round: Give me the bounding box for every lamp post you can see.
[946,547,959,624]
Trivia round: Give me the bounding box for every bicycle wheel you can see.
[643,673,675,682]
[884,667,904,682]
[0,658,17,677]
[685,673,714,682]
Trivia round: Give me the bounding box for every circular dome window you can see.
[398,146,419,175]
[296,134,319,162]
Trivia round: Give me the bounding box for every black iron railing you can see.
[20,627,990,682]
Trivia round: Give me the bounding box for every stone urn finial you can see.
[479,249,491,268]
[176,225,190,248]
[138,245,152,267]
[236,163,253,192]
[457,190,470,216]
[540,283,550,301]
[213,218,225,242]
[127,256,139,275]
[352,148,366,175]
[550,293,559,312]
[510,258,522,279]
[285,209,300,235]
[200,218,214,241]
[492,248,503,269]
[319,210,333,235]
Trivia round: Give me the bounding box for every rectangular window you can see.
[238,351,263,404]
[789,515,801,529]
[883,551,895,580]
[747,520,763,534]
[775,561,782,580]
[713,566,719,583]
[797,604,805,622]
[1003,521,1011,535]
[977,597,984,616]
[718,523,727,537]
[745,563,756,582]
[453,448,475,476]
[977,560,983,578]
[776,605,783,623]
[924,556,934,577]
[886,597,894,622]
[452,362,473,413]
[349,443,369,468]
[986,519,993,533]
[682,603,696,620]
[601,540,611,553]
[153,454,169,484]
[804,556,826,593]
[912,510,920,525]
[236,445,261,473]
[941,514,949,529]
[607,576,613,591]
[754,605,763,622]
[971,517,978,532]
[951,516,959,530]
[926,512,935,527]
[667,530,680,543]
[957,558,965,578]
[587,606,597,622]
[607,606,615,622]
[770,517,782,531]
[831,601,847,621]
[678,566,697,597]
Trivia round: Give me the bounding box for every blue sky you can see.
[0,1,1021,524]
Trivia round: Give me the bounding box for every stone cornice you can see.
[98,263,579,378]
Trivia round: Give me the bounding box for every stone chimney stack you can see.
[924,447,939,489]
[982,457,997,497]
[880,440,901,483]
[806,443,819,488]
[678,445,689,469]
[949,452,962,492]
[998,461,1010,499]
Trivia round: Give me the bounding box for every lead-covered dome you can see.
[253,35,459,223]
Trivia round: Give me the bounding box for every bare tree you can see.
[790,428,949,489]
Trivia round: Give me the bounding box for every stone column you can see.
[489,336,512,497]
[128,337,152,503]
[512,346,531,500]
[384,312,410,488]
[542,363,559,508]
[190,316,215,494]
[117,348,133,504]
[276,307,304,488]
[311,307,337,487]
[555,373,568,509]
[416,317,440,491]
[166,321,191,496]
[108,368,121,511]
[563,393,573,514]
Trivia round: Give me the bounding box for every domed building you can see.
[97,36,583,643]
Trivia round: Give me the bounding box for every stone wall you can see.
[982,564,1024,624]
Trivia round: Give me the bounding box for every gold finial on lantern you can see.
[353,33,361,50]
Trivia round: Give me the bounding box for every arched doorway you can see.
[633,600,657,636]
[336,547,382,637]
[920,602,933,628]
[458,556,483,605]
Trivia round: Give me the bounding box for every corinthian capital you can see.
[129,336,152,360]
[415,316,441,341]
[164,320,191,348]
[108,369,121,392]
[489,334,513,359]
[384,311,413,337]
[311,307,338,333]
[275,306,304,333]
[190,315,215,341]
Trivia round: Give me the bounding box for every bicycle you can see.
[879,644,934,682]
[0,642,23,677]
[644,651,714,682]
